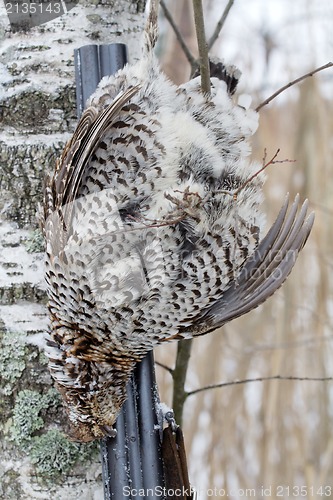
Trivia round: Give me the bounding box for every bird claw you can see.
[164,411,178,433]
[100,425,117,438]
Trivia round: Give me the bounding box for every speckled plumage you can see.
[42,5,314,442]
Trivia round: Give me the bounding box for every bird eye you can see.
[100,425,117,438]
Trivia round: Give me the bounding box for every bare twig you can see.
[213,149,295,200]
[160,0,235,78]
[160,0,197,68]
[127,211,188,230]
[208,0,234,50]
[155,360,174,375]
[192,0,211,95]
[232,148,295,198]
[187,375,333,397]
[256,62,333,111]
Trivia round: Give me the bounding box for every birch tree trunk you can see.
[0,1,146,498]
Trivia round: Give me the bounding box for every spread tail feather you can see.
[188,194,314,336]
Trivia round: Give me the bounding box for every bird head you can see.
[56,382,126,442]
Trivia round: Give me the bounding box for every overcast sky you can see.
[209,0,333,98]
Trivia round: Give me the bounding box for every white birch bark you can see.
[0,1,146,498]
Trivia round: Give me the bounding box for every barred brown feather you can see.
[42,5,314,442]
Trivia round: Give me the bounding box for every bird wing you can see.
[188,194,314,336]
[49,85,140,210]
[43,85,140,246]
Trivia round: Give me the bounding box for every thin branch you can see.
[160,0,197,68]
[256,62,333,111]
[155,360,174,375]
[187,375,333,397]
[192,0,211,95]
[208,0,234,50]
[213,149,295,200]
[172,339,193,427]
[232,148,295,198]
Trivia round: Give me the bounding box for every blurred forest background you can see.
[154,0,333,495]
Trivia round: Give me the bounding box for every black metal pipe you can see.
[74,43,127,117]
[74,43,165,500]
[137,352,165,491]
